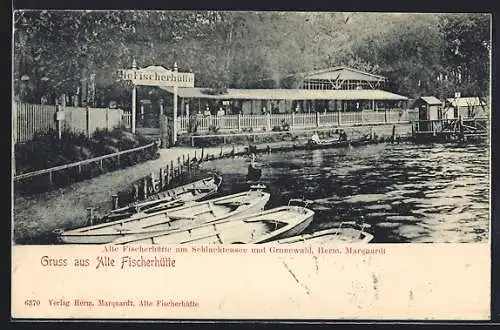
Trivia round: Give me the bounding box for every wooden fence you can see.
[13,102,129,144]
[122,112,132,129]
[177,109,419,133]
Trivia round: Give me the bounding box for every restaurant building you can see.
[161,66,409,117]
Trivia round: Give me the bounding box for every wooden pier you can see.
[413,117,488,142]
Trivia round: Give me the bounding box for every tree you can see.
[439,13,490,97]
[13,11,491,105]
[14,10,136,103]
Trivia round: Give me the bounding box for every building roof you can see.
[256,66,387,83]
[161,87,408,101]
[302,66,387,82]
[445,97,487,107]
[417,96,442,105]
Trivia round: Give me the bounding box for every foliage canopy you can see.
[13,11,490,105]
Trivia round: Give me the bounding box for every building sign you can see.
[117,65,195,88]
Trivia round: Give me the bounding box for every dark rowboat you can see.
[305,138,375,150]
[102,174,223,221]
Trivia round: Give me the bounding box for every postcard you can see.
[11,10,492,321]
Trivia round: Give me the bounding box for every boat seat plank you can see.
[181,232,220,244]
[167,215,196,221]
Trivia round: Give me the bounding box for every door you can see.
[419,105,428,120]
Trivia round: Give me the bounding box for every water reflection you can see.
[201,142,490,243]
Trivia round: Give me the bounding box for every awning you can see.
[161,87,409,101]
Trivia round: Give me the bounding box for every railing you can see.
[413,117,489,134]
[14,142,157,182]
[177,109,418,133]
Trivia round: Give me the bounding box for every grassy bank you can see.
[14,127,160,195]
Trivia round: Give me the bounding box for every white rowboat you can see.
[56,187,270,244]
[270,222,374,244]
[111,204,315,245]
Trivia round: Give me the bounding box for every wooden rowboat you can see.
[102,174,223,221]
[111,202,315,245]
[55,186,270,244]
[143,173,222,203]
[269,222,374,244]
[305,139,375,150]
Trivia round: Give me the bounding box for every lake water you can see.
[199,142,490,243]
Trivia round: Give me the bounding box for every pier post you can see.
[159,167,165,190]
[337,110,341,126]
[150,172,157,192]
[201,148,204,162]
[166,165,170,187]
[187,154,191,175]
[111,195,119,210]
[86,207,94,226]
[238,113,242,131]
[170,160,174,180]
[220,145,223,157]
[194,150,197,161]
[143,177,148,199]
[316,111,320,127]
[177,157,181,180]
[291,112,295,132]
[132,184,139,201]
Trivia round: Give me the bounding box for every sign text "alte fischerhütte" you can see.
[117,66,195,87]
